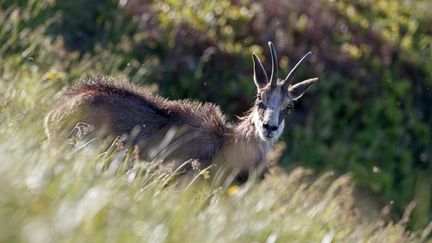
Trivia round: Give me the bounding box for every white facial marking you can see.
[252,111,265,140]
[272,119,284,141]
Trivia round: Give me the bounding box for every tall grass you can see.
[0,111,422,242]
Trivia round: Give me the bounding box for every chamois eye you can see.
[257,97,266,108]
[257,94,266,104]
[280,101,293,110]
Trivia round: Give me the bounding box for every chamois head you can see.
[252,42,318,141]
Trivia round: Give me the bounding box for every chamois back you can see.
[45,76,231,167]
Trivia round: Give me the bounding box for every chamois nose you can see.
[263,123,278,132]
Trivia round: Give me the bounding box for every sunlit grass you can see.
[0,145,421,243]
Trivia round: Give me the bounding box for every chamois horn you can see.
[268,42,278,87]
[282,51,312,88]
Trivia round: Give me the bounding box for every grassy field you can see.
[0,1,431,242]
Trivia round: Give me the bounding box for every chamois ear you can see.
[252,53,268,89]
[288,78,318,100]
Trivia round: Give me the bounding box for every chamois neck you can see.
[233,108,257,140]
[214,106,274,171]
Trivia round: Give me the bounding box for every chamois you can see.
[45,42,318,179]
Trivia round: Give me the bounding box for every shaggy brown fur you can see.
[45,77,239,169]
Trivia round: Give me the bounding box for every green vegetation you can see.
[0,0,431,241]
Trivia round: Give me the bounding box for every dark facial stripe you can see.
[278,108,290,124]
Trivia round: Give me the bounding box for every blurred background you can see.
[1,0,431,229]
